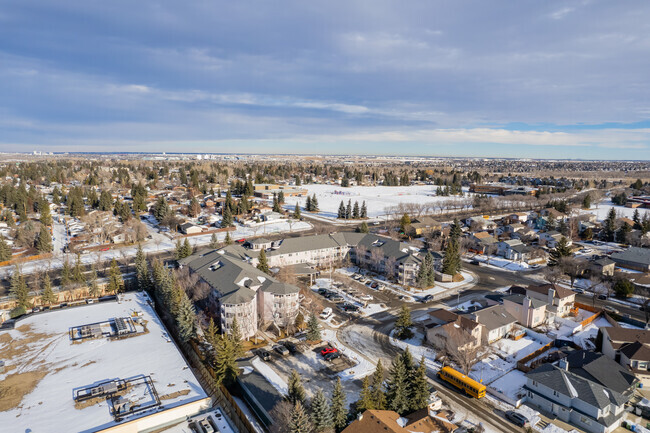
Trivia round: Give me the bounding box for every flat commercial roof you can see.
[0,292,208,433]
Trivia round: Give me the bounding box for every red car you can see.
[320,347,338,356]
[100,247,110,252]
[235,238,246,244]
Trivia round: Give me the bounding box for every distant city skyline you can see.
[1,1,649,159]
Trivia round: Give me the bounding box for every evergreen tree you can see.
[306,196,312,212]
[370,359,386,410]
[88,263,102,297]
[633,209,642,229]
[273,193,282,212]
[10,266,30,309]
[310,389,333,432]
[331,378,348,432]
[36,225,53,253]
[99,190,114,212]
[360,201,367,218]
[107,258,123,294]
[39,200,53,226]
[60,258,73,290]
[306,312,321,341]
[357,222,369,234]
[0,236,11,261]
[174,239,185,260]
[352,201,360,219]
[73,253,86,286]
[213,334,239,386]
[345,200,352,219]
[614,278,634,298]
[182,238,193,257]
[356,376,374,412]
[409,356,430,412]
[293,202,302,219]
[287,369,307,405]
[310,194,319,212]
[337,201,345,219]
[176,289,197,341]
[441,237,461,276]
[278,191,285,204]
[209,233,220,249]
[289,401,313,433]
[229,316,243,358]
[399,213,411,233]
[40,274,57,305]
[221,206,233,227]
[618,223,631,244]
[224,231,233,245]
[395,305,413,339]
[135,244,150,291]
[582,194,591,209]
[385,355,410,415]
[416,252,435,288]
[257,249,270,274]
[548,236,572,267]
[604,207,617,241]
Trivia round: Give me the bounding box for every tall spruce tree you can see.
[0,235,11,261]
[182,238,193,257]
[213,334,239,386]
[395,305,413,339]
[548,236,572,267]
[331,378,348,432]
[385,355,410,415]
[176,289,196,342]
[352,201,360,219]
[10,266,29,309]
[107,258,123,294]
[310,194,319,212]
[229,316,243,358]
[360,201,367,218]
[306,312,321,341]
[356,376,374,412]
[36,225,52,253]
[310,389,333,432]
[287,369,307,405]
[370,359,386,410]
[289,401,313,433]
[409,356,430,412]
[209,233,220,249]
[604,207,617,241]
[135,244,150,291]
[224,231,233,245]
[293,203,301,219]
[40,274,57,305]
[257,249,270,274]
[337,201,345,219]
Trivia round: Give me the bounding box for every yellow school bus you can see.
[438,366,486,398]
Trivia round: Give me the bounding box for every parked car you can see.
[365,280,373,286]
[470,259,481,266]
[604,305,619,314]
[359,294,373,301]
[273,345,290,356]
[324,351,340,362]
[597,294,608,300]
[505,411,529,427]
[370,282,379,289]
[340,303,360,312]
[420,294,434,303]
[255,349,272,361]
[572,288,584,294]
[330,295,345,304]
[31,306,41,313]
[320,347,338,356]
[280,340,301,354]
[320,307,333,319]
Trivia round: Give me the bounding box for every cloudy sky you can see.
[1,0,649,159]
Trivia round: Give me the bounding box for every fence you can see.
[516,341,554,373]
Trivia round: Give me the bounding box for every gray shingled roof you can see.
[564,350,638,395]
[469,305,517,331]
[527,363,628,410]
[611,247,650,266]
[503,294,546,309]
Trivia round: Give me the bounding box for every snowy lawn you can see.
[492,334,549,362]
[470,354,515,385]
[488,369,528,401]
[469,255,533,272]
[283,184,473,220]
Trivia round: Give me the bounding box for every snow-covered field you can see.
[584,200,650,222]
[283,184,472,220]
[0,292,207,433]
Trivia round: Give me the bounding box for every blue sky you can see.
[1,0,649,159]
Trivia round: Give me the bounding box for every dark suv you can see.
[505,411,529,427]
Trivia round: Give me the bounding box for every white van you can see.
[320,307,333,319]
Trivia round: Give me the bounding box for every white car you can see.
[359,294,373,301]
[320,307,333,319]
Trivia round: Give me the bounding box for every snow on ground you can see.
[389,329,440,373]
[471,354,515,385]
[492,334,549,362]
[488,369,528,401]
[321,329,375,383]
[251,356,288,395]
[0,292,207,433]
[433,271,477,290]
[568,316,611,349]
[583,200,650,222]
[283,184,473,220]
[469,255,533,272]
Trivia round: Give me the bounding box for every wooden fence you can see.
[516,341,554,373]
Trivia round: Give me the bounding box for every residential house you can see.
[502,294,547,328]
[497,239,523,257]
[600,327,650,386]
[180,222,203,235]
[525,351,637,433]
[466,305,517,343]
[526,283,576,318]
[470,232,498,254]
[248,238,273,251]
[610,247,650,272]
[539,231,570,248]
[342,408,457,433]
[424,309,483,351]
[509,212,529,223]
[409,216,442,237]
[590,257,615,277]
[465,216,496,232]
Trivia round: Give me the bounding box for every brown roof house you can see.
[424,309,483,352]
[526,283,575,318]
[342,407,458,433]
